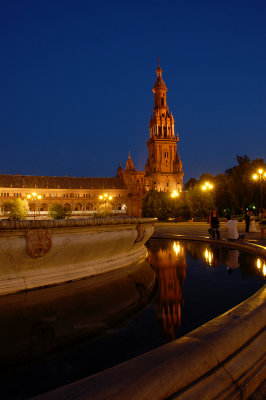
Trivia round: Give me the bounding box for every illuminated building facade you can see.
[0,62,183,217]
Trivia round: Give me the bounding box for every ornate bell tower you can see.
[145,59,183,192]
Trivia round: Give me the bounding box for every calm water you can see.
[0,239,265,399]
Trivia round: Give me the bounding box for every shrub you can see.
[93,210,113,218]
[49,203,72,219]
[2,199,29,220]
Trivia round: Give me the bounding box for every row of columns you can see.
[150,124,175,138]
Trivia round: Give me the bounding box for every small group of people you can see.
[209,208,266,241]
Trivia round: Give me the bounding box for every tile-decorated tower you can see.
[145,59,183,192]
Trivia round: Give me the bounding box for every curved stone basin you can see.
[0,218,154,295]
[32,238,266,400]
[0,258,156,372]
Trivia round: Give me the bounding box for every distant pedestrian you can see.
[209,209,220,239]
[244,210,250,232]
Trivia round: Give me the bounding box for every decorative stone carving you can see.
[25,229,52,258]
[135,224,145,242]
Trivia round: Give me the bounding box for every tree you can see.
[186,184,214,219]
[213,173,232,216]
[225,156,266,214]
[183,156,265,218]
[183,178,197,191]
[142,190,172,220]
[142,190,191,221]
[2,198,29,220]
[49,203,72,219]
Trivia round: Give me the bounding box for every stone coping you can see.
[0,217,155,230]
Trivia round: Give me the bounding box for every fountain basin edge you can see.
[0,218,155,295]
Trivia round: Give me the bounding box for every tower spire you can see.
[125,152,135,172]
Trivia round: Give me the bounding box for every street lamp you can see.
[171,190,179,199]
[201,182,214,191]
[252,168,266,209]
[201,182,214,220]
[99,193,113,212]
[171,191,179,221]
[27,192,42,220]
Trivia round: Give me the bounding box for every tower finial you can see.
[158,56,160,67]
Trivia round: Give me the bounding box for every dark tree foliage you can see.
[184,155,266,217]
[224,156,266,214]
[142,190,190,220]
[142,190,173,220]
[183,178,197,191]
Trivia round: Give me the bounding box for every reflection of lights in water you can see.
[173,242,180,255]
[256,258,266,277]
[204,249,213,265]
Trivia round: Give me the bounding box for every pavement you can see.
[152,221,266,248]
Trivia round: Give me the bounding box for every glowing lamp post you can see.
[99,193,113,212]
[171,190,179,220]
[27,192,42,220]
[201,182,214,219]
[171,190,179,199]
[252,169,266,209]
[201,182,213,191]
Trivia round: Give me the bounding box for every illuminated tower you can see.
[145,59,183,192]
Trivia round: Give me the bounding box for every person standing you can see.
[209,209,220,239]
[249,211,258,232]
[244,210,250,232]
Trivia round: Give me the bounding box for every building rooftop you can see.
[0,175,126,190]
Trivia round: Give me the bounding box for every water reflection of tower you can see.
[147,240,187,341]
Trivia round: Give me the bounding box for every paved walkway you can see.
[153,221,266,247]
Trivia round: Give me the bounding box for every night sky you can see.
[0,0,265,182]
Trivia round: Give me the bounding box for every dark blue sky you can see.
[0,0,265,182]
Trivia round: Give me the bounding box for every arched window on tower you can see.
[161,97,164,106]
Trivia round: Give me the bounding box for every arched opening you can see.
[85,203,93,211]
[2,203,11,213]
[40,203,48,211]
[63,203,71,211]
[74,203,82,211]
